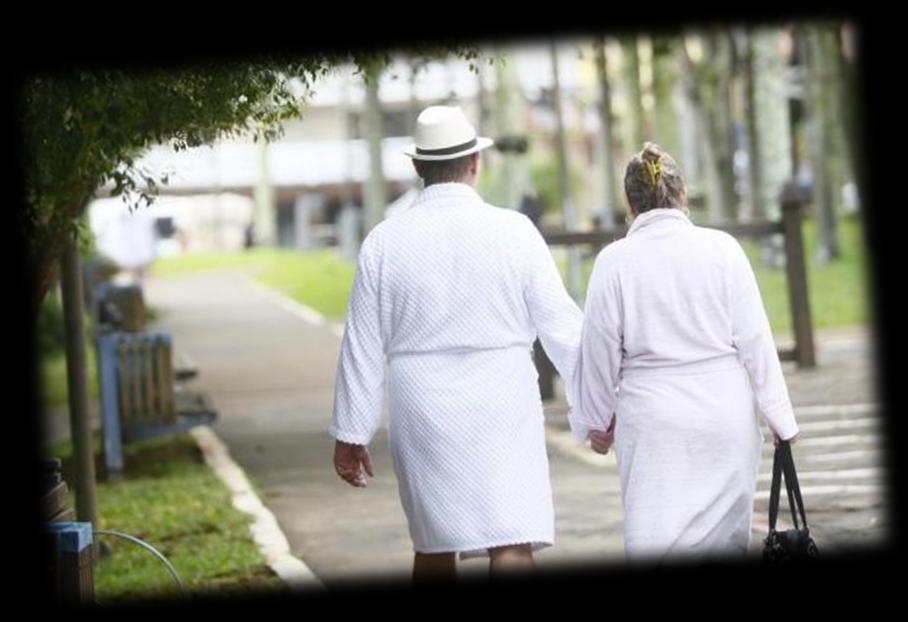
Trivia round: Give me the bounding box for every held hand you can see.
[588,418,616,455]
[334,440,375,487]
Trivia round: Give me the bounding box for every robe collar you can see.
[626,207,692,236]
[411,182,483,207]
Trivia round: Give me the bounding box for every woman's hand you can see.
[772,432,800,447]
[588,418,616,455]
[334,440,374,487]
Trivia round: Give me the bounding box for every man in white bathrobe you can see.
[330,105,583,581]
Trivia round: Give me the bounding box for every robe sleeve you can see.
[520,217,585,418]
[329,235,386,446]
[568,250,622,442]
[727,238,799,441]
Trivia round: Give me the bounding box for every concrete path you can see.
[44,267,886,584]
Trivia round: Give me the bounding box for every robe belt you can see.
[621,353,743,378]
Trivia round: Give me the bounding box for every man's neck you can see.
[424,179,473,188]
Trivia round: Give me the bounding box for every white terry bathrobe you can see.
[568,208,800,562]
[330,182,582,559]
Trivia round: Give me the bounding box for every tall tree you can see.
[620,35,646,150]
[650,35,682,160]
[680,33,721,221]
[475,57,491,139]
[805,22,843,262]
[409,56,428,130]
[362,58,388,234]
[753,27,793,225]
[593,38,620,227]
[21,47,484,317]
[742,26,765,222]
[550,41,582,299]
[495,51,531,210]
[682,29,738,222]
[707,28,739,222]
[836,22,861,211]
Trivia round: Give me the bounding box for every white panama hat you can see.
[402,105,494,161]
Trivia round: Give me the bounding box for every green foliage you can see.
[37,289,66,357]
[529,154,589,216]
[24,59,329,260]
[22,45,491,308]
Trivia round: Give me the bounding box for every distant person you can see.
[116,207,156,284]
[518,193,542,228]
[244,221,256,249]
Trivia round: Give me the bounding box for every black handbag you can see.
[762,439,820,565]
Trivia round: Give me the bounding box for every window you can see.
[347,108,415,139]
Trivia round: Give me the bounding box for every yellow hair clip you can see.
[644,157,663,186]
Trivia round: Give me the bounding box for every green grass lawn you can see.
[556,216,872,336]
[47,433,289,604]
[151,248,356,320]
[140,217,872,340]
[743,216,871,333]
[41,349,99,409]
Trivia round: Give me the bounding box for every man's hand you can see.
[588,418,616,455]
[334,440,374,487]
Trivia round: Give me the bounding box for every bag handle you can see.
[767,439,809,532]
[779,440,810,531]
[768,440,785,531]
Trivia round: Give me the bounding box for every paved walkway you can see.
[44,267,886,584]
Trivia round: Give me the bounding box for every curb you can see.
[189,425,325,591]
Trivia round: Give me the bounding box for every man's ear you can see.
[469,153,480,175]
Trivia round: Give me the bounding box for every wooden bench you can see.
[41,458,75,524]
[92,282,199,381]
[96,330,217,477]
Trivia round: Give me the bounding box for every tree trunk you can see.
[754,28,793,224]
[805,23,841,263]
[496,51,530,210]
[704,28,739,222]
[621,35,645,150]
[550,42,582,300]
[680,34,723,222]
[743,27,765,222]
[675,42,702,200]
[650,35,682,160]
[253,139,276,247]
[363,64,387,235]
[475,59,490,139]
[594,38,620,227]
[410,58,423,130]
[837,22,862,215]
[60,237,99,540]
[31,198,91,317]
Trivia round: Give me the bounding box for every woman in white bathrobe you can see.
[330,106,583,581]
[569,143,800,564]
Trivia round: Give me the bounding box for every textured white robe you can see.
[330,182,582,558]
[568,208,800,563]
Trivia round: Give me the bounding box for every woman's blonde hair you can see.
[624,142,687,215]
